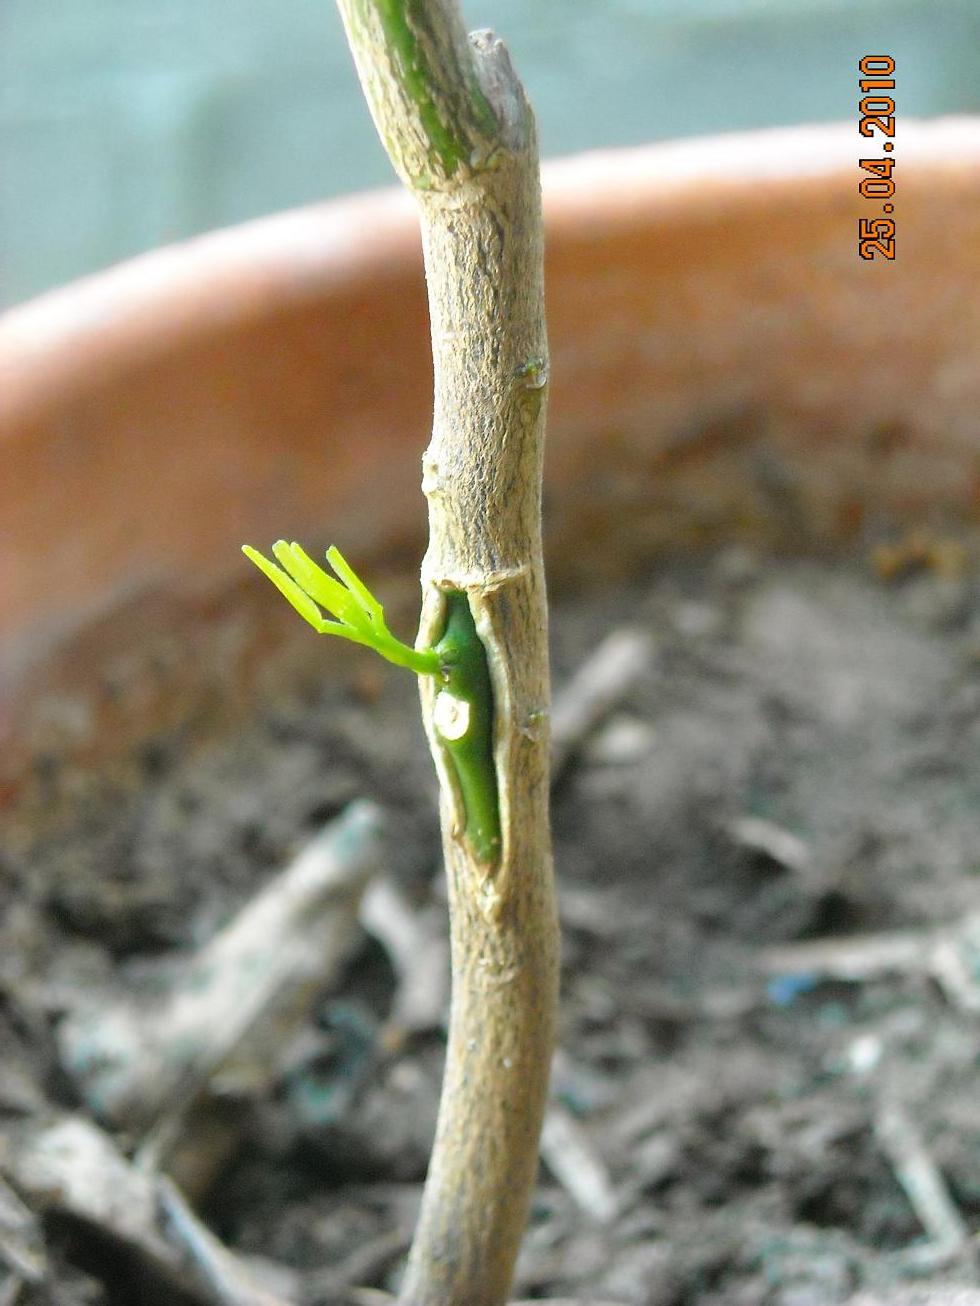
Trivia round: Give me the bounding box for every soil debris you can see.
[2,551,979,1304]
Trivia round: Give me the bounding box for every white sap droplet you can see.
[434,691,470,742]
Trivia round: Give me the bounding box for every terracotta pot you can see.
[3,119,979,804]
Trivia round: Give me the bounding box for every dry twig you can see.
[5,1116,294,1305]
[540,1104,618,1225]
[551,629,654,779]
[760,912,980,1012]
[58,801,385,1137]
[360,878,450,1047]
[874,1103,968,1266]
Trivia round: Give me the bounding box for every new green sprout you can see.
[243,541,500,864]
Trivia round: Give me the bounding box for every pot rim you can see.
[3,117,979,420]
[4,116,980,797]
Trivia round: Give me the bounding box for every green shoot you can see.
[244,543,501,865]
[242,541,440,676]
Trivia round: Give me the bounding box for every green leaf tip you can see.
[242,540,440,677]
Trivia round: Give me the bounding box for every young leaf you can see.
[272,541,364,628]
[242,541,440,676]
[241,545,324,631]
[326,545,383,621]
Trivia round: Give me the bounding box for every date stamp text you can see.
[858,56,895,260]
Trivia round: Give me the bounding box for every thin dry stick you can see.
[59,801,384,1134]
[333,5,559,1306]
[550,628,654,779]
[874,1104,968,1260]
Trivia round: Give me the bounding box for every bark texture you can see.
[333,5,558,1304]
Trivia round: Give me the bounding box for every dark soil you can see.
[3,547,980,1305]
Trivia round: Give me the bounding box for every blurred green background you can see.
[2,0,979,309]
